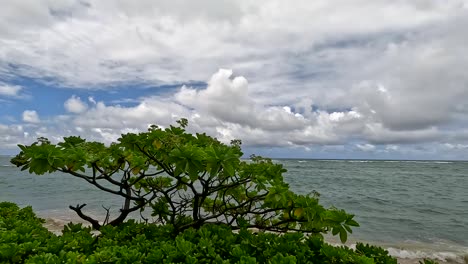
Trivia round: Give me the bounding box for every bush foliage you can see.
[1,202,402,264]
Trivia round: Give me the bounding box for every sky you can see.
[1,0,468,160]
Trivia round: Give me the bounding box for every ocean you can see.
[1,156,467,263]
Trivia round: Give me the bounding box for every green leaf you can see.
[223,162,235,176]
[346,218,359,227]
[332,227,339,236]
[339,227,348,243]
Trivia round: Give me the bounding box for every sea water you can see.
[1,156,467,262]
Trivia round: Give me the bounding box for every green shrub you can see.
[0,202,414,264]
[0,202,55,263]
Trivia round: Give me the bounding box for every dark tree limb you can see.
[69,204,101,230]
[102,205,110,225]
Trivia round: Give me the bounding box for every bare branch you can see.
[69,204,101,230]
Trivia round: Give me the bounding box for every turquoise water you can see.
[1,156,467,262]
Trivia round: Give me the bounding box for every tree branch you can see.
[69,204,101,230]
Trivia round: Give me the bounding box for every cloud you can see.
[332,14,468,133]
[64,95,88,113]
[2,1,468,159]
[60,69,441,149]
[0,124,26,149]
[45,70,332,147]
[356,143,376,152]
[6,68,466,156]
[68,96,192,145]
[22,110,40,123]
[0,83,22,97]
[1,0,466,88]
[175,69,308,132]
[443,143,468,150]
[175,69,254,125]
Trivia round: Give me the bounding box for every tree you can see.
[11,119,358,242]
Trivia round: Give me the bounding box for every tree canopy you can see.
[11,119,358,242]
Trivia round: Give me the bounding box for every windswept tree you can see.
[11,119,358,242]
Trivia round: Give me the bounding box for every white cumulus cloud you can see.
[0,84,22,97]
[64,95,88,113]
[22,110,40,124]
[63,69,378,147]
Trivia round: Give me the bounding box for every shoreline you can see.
[324,235,468,264]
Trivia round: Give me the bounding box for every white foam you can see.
[327,240,468,263]
[387,247,465,263]
[399,161,453,164]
